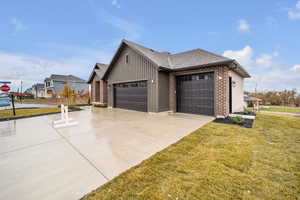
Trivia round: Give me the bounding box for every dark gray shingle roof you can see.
[168,49,232,69]
[87,63,109,83]
[122,40,250,77]
[101,40,251,79]
[123,40,170,67]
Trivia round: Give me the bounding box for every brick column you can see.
[215,66,229,117]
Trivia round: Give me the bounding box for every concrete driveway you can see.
[0,107,214,200]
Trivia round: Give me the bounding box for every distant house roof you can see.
[32,83,44,90]
[244,95,262,102]
[45,74,86,83]
[87,63,109,83]
[102,40,250,79]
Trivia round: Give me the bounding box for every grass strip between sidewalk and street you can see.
[0,107,61,120]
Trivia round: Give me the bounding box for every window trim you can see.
[125,54,129,64]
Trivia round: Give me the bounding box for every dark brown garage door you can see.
[176,72,214,115]
[114,81,147,112]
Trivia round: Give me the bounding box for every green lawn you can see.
[261,106,300,113]
[84,113,300,200]
[0,107,61,119]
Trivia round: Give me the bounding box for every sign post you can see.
[0,81,15,116]
[10,94,16,116]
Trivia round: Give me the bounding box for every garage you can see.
[114,81,148,112]
[176,72,214,115]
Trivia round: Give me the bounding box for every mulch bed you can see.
[213,117,254,128]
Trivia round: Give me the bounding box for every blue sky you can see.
[0,0,300,92]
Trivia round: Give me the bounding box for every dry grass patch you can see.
[84,113,300,200]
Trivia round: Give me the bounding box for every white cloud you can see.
[288,1,300,20]
[223,46,253,67]
[0,47,112,91]
[288,11,300,19]
[223,46,300,92]
[297,1,300,9]
[238,19,250,32]
[11,18,26,32]
[223,46,278,69]
[291,64,300,71]
[256,52,278,68]
[112,0,120,8]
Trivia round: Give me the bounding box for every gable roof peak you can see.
[102,39,250,78]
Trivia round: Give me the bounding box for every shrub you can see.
[244,109,256,115]
[57,105,82,111]
[229,116,245,125]
[68,105,82,111]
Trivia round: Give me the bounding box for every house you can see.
[44,74,89,98]
[26,83,45,98]
[88,40,250,117]
[87,63,108,104]
[244,95,262,108]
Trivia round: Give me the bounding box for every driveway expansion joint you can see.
[51,125,110,181]
[0,138,63,156]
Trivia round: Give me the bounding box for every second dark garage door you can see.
[114,81,147,112]
[176,72,214,115]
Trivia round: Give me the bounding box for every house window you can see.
[125,54,129,64]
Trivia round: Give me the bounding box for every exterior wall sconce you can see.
[232,81,237,87]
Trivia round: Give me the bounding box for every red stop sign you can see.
[0,84,10,92]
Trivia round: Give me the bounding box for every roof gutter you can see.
[228,61,251,78]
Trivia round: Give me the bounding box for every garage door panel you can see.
[176,72,214,116]
[114,81,147,112]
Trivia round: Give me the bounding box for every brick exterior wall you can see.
[169,65,229,117]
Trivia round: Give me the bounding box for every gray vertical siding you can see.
[107,45,158,112]
[158,71,170,111]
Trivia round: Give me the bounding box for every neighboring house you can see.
[244,95,262,108]
[44,74,88,98]
[30,83,45,98]
[87,63,108,104]
[24,87,33,95]
[88,40,250,117]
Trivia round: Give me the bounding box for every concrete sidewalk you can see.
[0,108,214,200]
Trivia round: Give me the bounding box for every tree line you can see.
[247,89,300,107]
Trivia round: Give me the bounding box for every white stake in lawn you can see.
[53,104,78,128]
